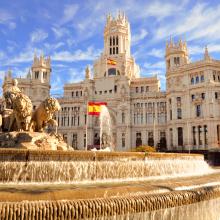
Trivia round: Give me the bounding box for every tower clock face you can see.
[111,27,117,32]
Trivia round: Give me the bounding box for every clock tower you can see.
[104,12,131,57]
[93,12,140,80]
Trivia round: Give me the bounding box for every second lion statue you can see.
[31,97,61,132]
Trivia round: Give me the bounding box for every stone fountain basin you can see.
[0,148,204,161]
[0,149,219,219]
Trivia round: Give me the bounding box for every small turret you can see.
[31,53,51,83]
[4,69,12,81]
[85,66,91,80]
[27,69,32,79]
[165,38,189,70]
[204,46,211,61]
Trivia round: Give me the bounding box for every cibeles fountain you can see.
[0,81,220,219]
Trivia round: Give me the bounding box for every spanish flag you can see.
[107,58,117,65]
[88,102,107,116]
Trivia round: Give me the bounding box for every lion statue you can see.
[3,91,33,131]
[31,97,61,132]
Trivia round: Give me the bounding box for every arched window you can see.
[195,76,199,83]
[116,36,118,45]
[191,77,194,84]
[113,36,115,46]
[110,37,112,46]
[108,68,116,76]
[201,75,204,82]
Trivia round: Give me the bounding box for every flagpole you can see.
[85,100,89,151]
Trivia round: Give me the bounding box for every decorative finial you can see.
[85,66,90,79]
[204,46,211,60]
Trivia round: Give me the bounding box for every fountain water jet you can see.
[99,105,113,150]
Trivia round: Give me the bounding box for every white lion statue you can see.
[31,97,61,132]
[3,91,33,131]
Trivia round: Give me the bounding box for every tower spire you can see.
[204,46,211,60]
[85,65,90,79]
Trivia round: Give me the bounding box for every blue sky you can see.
[1,0,220,96]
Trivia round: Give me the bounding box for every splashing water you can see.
[99,105,113,150]
[0,158,213,184]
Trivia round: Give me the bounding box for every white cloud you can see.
[144,61,165,69]
[0,51,6,60]
[139,1,179,20]
[67,68,84,83]
[189,44,220,56]
[147,48,164,58]
[52,47,101,62]
[51,26,69,39]
[59,4,79,25]
[0,9,16,29]
[153,3,220,43]
[0,9,13,24]
[30,29,48,43]
[44,42,65,50]
[132,29,148,44]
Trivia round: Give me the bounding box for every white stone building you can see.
[2,13,220,151]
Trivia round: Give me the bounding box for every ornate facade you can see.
[2,13,220,151]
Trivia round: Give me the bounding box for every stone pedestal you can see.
[0,132,71,150]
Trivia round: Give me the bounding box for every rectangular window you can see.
[114,85,117,93]
[196,105,201,117]
[204,125,208,145]
[84,115,87,125]
[177,127,183,146]
[193,126,196,145]
[176,97,181,103]
[35,71,39,79]
[122,133,125,148]
[177,108,182,119]
[169,128,173,147]
[201,93,205,99]
[141,86,144,93]
[136,87,139,93]
[198,126,202,145]
[122,112,125,124]
[167,59,170,69]
[116,47,118,54]
[72,133,77,149]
